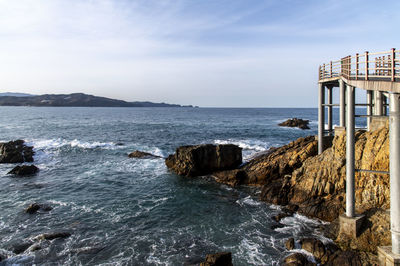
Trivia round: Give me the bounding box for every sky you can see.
[0,0,399,107]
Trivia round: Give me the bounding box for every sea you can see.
[0,107,362,265]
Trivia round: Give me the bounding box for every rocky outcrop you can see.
[165,144,242,177]
[200,252,233,266]
[25,203,52,214]
[0,140,34,163]
[8,165,39,176]
[279,118,310,130]
[283,253,310,266]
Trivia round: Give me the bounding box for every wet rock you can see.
[212,169,246,187]
[285,238,295,250]
[325,250,362,266]
[12,241,33,254]
[35,232,71,241]
[0,140,34,163]
[25,203,52,214]
[128,150,161,159]
[166,144,242,177]
[200,252,233,266]
[279,118,310,130]
[283,253,309,265]
[270,223,285,230]
[8,165,39,176]
[300,238,326,262]
[29,244,42,251]
[273,212,291,222]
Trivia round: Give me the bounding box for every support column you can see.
[376,91,383,116]
[384,95,388,116]
[390,93,400,254]
[318,83,325,154]
[378,93,400,265]
[339,80,346,127]
[367,90,373,131]
[327,86,333,134]
[346,85,355,218]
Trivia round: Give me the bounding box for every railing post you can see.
[365,51,369,81]
[392,48,396,82]
[356,53,359,80]
[330,61,333,78]
[323,64,326,79]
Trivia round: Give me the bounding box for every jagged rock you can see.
[25,203,52,214]
[212,169,246,187]
[8,165,39,176]
[0,140,34,163]
[279,118,310,130]
[285,238,295,250]
[325,250,362,266]
[128,150,161,159]
[200,252,233,266]
[244,136,318,185]
[283,253,309,265]
[165,144,242,177]
[35,232,71,241]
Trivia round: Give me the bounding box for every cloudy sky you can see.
[0,0,399,107]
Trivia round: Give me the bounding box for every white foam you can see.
[214,139,269,152]
[27,138,121,151]
[236,196,262,207]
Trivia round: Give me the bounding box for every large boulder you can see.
[0,140,34,163]
[8,165,39,176]
[165,144,242,177]
[279,118,310,130]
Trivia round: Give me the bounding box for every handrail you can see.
[319,48,399,82]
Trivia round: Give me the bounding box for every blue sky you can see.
[0,0,399,107]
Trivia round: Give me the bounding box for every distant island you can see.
[0,93,194,107]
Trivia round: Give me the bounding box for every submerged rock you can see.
[25,203,52,214]
[200,252,233,266]
[165,144,242,177]
[35,232,71,241]
[8,165,39,176]
[0,140,34,163]
[279,118,310,130]
[128,150,161,159]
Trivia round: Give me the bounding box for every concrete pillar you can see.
[327,86,333,134]
[339,80,346,127]
[390,93,400,254]
[318,83,325,154]
[367,90,373,131]
[346,85,355,218]
[376,91,383,116]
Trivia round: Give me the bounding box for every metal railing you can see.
[319,48,400,82]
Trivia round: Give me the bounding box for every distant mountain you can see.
[0,92,36,97]
[0,93,193,108]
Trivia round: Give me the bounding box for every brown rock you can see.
[325,250,362,266]
[285,238,295,250]
[283,253,309,265]
[0,140,34,163]
[212,169,246,187]
[25,203,52,214]
[200,252,233,266]
[128,150,161,159]
[300,238,326,261]
[8,165,39,176]
[279,118,310,130]
[165,144,242,177]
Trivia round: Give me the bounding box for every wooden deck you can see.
[319,49,400,92]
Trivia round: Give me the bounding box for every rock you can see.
[0,140,34,163]
[285,238,295,250]
[283,253,309,265]
[200,252,233,266]
[165,144,242,177]
[29,244,42,251]
[325,250,362,266]
[8,165,39,176]
[25,203,52,214]
[212,169,246,187]
[35,232,71,241]
[300,238,326,262]
[12,241,33,254]
[270,223,285,230]
[279,118,310,130]
[128,150,161,159]
[273,212,291,222]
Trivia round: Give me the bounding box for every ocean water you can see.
[0,107,360,265]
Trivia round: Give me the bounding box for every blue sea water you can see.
[0,107,362,265]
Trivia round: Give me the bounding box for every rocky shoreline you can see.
[165,122,390,265]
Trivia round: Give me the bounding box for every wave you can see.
[27,138,119,150]
[213,139,269,152]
